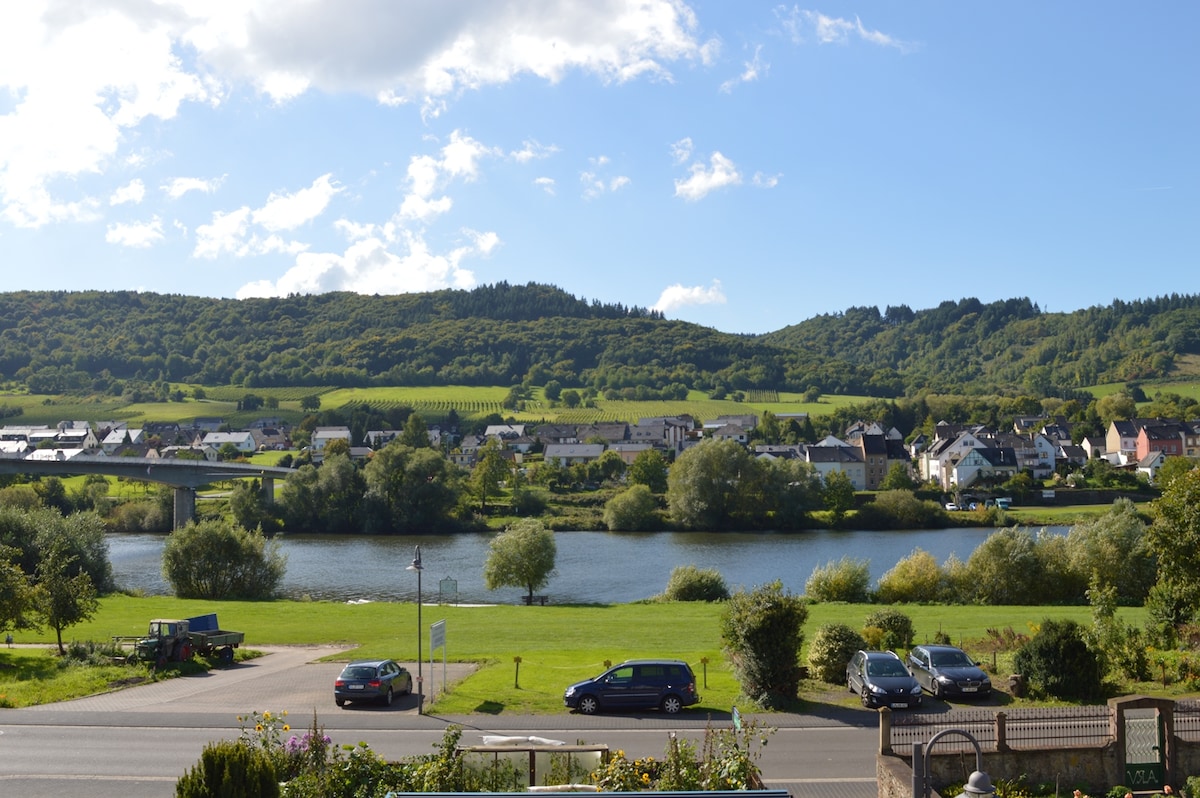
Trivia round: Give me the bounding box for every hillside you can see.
[1,286,1199,400]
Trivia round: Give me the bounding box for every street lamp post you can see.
[406,546,423,714]
[912,729,994,798]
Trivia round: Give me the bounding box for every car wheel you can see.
[661,694,683,714]
[577,695,599,715]
[218,646,235,667]
[335,698,346,707]
[931,680,942,698]
[860,687,873,708]
[382,687,394,706]
[847,675,855,694]
[402,677,412,696]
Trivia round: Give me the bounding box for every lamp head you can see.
[407,544,422,571]
[958,771,994,798]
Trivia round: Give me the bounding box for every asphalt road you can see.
[0,646,883,798]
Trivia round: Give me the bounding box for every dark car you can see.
[846,649,923,709]
[564,659,700,715]
[907,644,991,699]
[334,659,412,707]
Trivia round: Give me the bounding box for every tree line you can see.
[4,285,1200,401]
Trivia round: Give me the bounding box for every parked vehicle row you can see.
[845,644,991,710]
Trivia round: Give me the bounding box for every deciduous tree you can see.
[483,519,556,604]
[162,519,286,600]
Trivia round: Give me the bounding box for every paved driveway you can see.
[24,646,476,717]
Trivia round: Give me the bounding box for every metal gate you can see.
[1124,707,1164,790]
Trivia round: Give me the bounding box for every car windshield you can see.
[931,651,972,667]
[343,667,376,679]
[868,659,909,677]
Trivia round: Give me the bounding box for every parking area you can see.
[23,646,476,717]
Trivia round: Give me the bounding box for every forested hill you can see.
[0,285,839,395]
[1,286,1199,399]
[761,294,1200,395]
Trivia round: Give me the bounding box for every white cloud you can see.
[193,206,252,259]
[0,5,210,227]
[252,174,342,232]
[534,177,556,195]
[776,8,913,52]
[674,151,742,201]
[752,171,781,188]
[719,45,767,93]
[164,176,225,200]
[653,280,727,313]
[670,138,693,165]
[0,2,707,230]
[511,139,559,163]
[106,216,164,248]
[580,155,629,199]
[235,227,493,298]
[110,179,145,206]
[399,131,498,221]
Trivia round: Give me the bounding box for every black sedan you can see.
[846,650,923,709]
[334,659,412,707]
[907,644,991,699]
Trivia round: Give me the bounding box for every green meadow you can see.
[2,596,1153,713]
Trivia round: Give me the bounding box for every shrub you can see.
[1013,618,1103,700]
[875,548,946,603]
[662,565,730,602]
[805,557,870,602]
[162,518,286,600]
[807,623,867,684]
[175,739,280,798]
[861,608,915,650]
[602,484,660,531]
[719,580,808,708]
[854,490,945,529]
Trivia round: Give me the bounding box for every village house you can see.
[543,443,605,467]
[202,430,257,455]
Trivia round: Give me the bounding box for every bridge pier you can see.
[173,487,196,530]
[261,476,275,504]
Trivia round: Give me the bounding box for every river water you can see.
[107,526,1068,605]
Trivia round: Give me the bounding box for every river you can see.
[107,526,1068,605]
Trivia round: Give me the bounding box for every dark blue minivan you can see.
[564,659,700,715]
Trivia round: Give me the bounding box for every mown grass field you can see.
[1,595,1154,713]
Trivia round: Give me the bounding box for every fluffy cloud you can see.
[581,155,630,200]
[653,280,727,313]
[106,216,164,248]
[674,151,741,201]
[110,180,146,206]
[164,176,225,200]
[252,174,342,232]
[0,2,708,227]
[235,227,493,298]
[400,131,498,221]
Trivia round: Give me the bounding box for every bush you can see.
[853,490,946,529]
[861,608,915,650]
[875,548,946,603]
[1013,618,1103,700]
[807,623,867,684]
[175,739,280,798]
[662,565,730,602]
[805,557,870,602]
[719,580,808,708]
[602,484,660,531]
[162,518,286,600]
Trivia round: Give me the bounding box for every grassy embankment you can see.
[1,595,1157,713]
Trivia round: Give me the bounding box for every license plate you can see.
[962,686,977,692]
[349,684,364,690]
[892,702,908,709]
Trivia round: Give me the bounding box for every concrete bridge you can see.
[0,454,296,529]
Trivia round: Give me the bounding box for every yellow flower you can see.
[642,773,651,784]
[282,710,288,717]
[263,711,272,720]
[282,725,290,732]
[255,724,264,732]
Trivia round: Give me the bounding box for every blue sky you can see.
[1,2,1197,335]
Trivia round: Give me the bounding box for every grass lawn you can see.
[1,595,1157,713]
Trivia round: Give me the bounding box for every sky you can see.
[1,2,1197,335]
